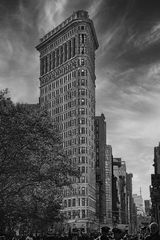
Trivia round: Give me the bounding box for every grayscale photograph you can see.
[0,0,160,239]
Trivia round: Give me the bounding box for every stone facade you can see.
[95,114,107,225]
[150,142,160,232]
[36,10,99,232]
[105,145,113,226]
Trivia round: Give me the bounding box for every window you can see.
[78,89,86,96]
[64,43,67,61]
[81,69,85,76]
[80,47,85,54]
[73,210,76,219]
[79,147,85,154]
[82,210,85,218]
[60,78,63,85]
[78,118,85,124]
[81,34,85,44]
[86,198,88,206]
[82,187,85,195]
[82,147,85,153]
[44,56,47,74]
[82,156,85,163]
[79,58,85,66]
[81,137,85,144]
[60,45,63,64]
[49,54,52,71]
[82,198,85,206]
[68,40,71,59]
[81,127,85,134]
[72,38,76,57]
[77,210,80,218]
[81,79,85,86]
[79,33,86,44]
[81,176,85,183]
[72,198,76,207]
[56,48,59,67]
[68,199,71,207]
[81,89,85,96]
[64,200,67,207]
[82,166,85,173]
[81,108,85,115]
[40,58,44,76]
[81,98,85,105]
[79,108,85,115]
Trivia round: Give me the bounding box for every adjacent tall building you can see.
[105,145,113,226]
[36,10,99,232]
[112,160,136,233]
[112,158,121,225]
[150,142,160,231]
[95,114,107,225]
[144,200,151,216]
[112,158,128,225]
[132,193,144,216]
[126,173,136,233]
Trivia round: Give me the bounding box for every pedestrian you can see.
[112,228,123,240]
[100,227,110,240]
[145,222,160,240]
[94,227,110,240]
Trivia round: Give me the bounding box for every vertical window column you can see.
[79,34,86,55]
[52,51,55,70]
[49,54,52,71]
[56,48,59,67]
[78,34,81,54]
[60,45,63,65]
[58,47,60,66]
[55,50,57,68]
[50,53,53,71]
[64,43,67,62]
[47,55,49,72]
[67,41,69,60]
[63,44,65,63]
[40,58,44,76]
[72,37,76,57]
[45,55,47,74]
[68,40,71,59]
[71,38,73,58]
[75,36,78,55]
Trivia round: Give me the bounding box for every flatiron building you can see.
[36,10,99,232]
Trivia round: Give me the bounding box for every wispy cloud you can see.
[38,0,66,36]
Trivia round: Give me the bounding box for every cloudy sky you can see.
[1,0,160,200]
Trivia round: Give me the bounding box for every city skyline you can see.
[1,0,160,200]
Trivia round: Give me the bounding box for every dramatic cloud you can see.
[1,0,160,199]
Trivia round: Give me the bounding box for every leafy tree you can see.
[0,92,78,235]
